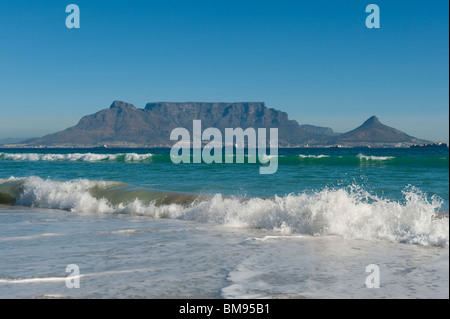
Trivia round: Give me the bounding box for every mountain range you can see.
[3,100,429,148]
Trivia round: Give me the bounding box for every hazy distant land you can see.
[0,101,437,148]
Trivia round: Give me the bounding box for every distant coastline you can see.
[1,101,445,149]
[1,144,448,150]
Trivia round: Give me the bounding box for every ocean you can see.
[0,147,448,299]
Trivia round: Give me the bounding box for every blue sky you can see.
[0,0,448,142]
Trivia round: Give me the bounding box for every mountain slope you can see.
[25,101,317,147]
[27,101,170,146]
[331,116,428,146]
[19,103,429,148]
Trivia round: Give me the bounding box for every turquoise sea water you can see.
[1,148,448,206]
[0,147,448,298]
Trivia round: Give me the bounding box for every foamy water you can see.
[0,148,448,298]
[298,154,330,159]
[1,176,447,247]
[357,153,395,161]
[0,205,447,299]
[0,152,153,162]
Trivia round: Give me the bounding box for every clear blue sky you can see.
[0,0,448,142]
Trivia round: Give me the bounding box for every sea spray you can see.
[357,153,395,161]
[0,153,153,162]
[1,176,447,246]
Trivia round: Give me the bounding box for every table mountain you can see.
[23,101,322,147]
[16,101,428,148]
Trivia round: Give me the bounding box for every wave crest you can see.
[357,153,395,161]
[298,154,330,159]
[0,176,448,247]
[0,152,153,162]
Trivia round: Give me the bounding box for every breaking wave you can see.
[0,152,447,168]
[298,154,330,159]
[0,153,153,162]
[357,153,395,161]
[0,176,448,247]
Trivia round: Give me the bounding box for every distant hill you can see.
[9,101,429,148]
[331,116,428,147]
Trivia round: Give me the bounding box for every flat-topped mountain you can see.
[9,101,428,148]
[299,124,338,137]
[23,101,319,147]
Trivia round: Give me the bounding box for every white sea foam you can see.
[5,176,448,247]
[0,233,61,242]
[0,152,153,162]
[253,235,309,241]
[220,236,449,299]
[0,176,22,183]
[0,268,152,285]
[14,177,118,213]
[0,277,71,284]
[99,229,154,235]
[357,153,395,161]
[298,154,330,159]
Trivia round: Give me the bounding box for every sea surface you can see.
[0,147,448,298]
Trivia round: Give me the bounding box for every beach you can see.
[0,147,448,298]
